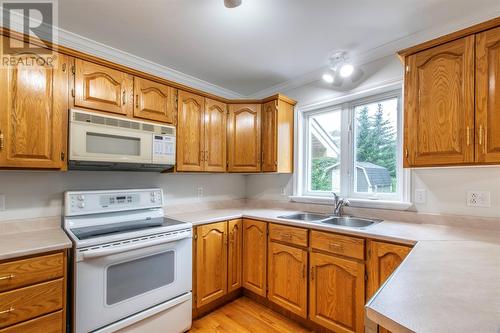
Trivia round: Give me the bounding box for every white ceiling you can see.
[58,0,500,96]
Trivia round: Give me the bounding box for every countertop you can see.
[0,221,72,261]
[167,207,500,333]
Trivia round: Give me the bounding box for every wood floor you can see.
[189,297,313,333]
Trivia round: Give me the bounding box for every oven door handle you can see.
[81,232,191,260]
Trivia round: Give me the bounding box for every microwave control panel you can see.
[153,135,175,164]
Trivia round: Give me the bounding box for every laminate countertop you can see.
[167,208,500,333]
[0,222,72,261]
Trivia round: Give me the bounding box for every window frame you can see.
[296,88,409,204]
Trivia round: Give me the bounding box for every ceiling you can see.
[58,0,500,96]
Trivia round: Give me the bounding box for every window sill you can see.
[289,195,413,211]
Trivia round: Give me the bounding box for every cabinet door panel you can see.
[404,36,474,166]
[242,219,267,296]
[309,252,365,333]
[476,26,500,163]
[177,91,205,171]
[0,50,68,169]
[227,219,242,292]
[133,77,175,123]
[74,59,133,116]
[267,242,307,318]
[204,98,227,172]
[195,222,228,308]
[227,104,261,172]
[262,100,278,172]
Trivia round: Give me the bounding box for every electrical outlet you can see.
[467,191,491,207]
[0,195,5,211]
[414,189,426,204]
[280,187,287,196]
[196,187,204,198]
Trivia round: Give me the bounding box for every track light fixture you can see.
[322,51,355,83]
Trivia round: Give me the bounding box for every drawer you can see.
[0,253,64,293]
[310,231,365,260]
[0,279,63,328]
[0,310,63,333]
[269,224,308,247]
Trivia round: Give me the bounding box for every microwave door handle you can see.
[81,232,191,260]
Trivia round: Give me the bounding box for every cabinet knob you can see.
[0,130,4,150]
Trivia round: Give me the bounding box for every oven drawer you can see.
[0,253,64,293]
[0,279,63,328]
[0,310,63,333]
[310,230,365,260]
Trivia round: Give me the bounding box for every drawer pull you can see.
[0,307,14,315]
[281,233,292,240]
[0,274,15,281]
[329,243,343,251]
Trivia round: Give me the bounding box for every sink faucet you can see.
[332,192,349,216]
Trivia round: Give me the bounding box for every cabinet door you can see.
[227,219,242,292]
[261,100,278,172]
[242,219,267,296]
[476,26,500,163]
[366,241,411,300]
[0,51,69,169]
[309,252,365,333]
[227,104,261,172]
[74,59,133,116]
[133,77,175,123]
[404,36,474,167]
[267,242,307,318]
[204,98,227,172]
[176,91,205,171]
[195,222,228,308]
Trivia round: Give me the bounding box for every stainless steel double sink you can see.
[277,212,382,229]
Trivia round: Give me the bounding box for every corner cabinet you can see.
[73,59,133,116]
[227,104,262,172]
[227,219,243,292]
[242,219,267,296]
[204,98,227,172]
[401,21,500,167]
[0,49,69,169]
[133,77,176,124]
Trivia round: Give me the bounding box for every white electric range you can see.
[63,188,192,333]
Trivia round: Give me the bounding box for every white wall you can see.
[246,55,500,219]
[0,171,245,221]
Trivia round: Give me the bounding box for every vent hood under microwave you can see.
[68,109,176,172]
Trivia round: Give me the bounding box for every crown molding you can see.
[249,11,500,99]
[1,8,244,99]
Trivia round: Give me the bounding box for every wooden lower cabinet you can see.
[227,219,243,292]
[195,221,228,308]
[242,219,267,296]
[309,251,365,333]
[267,241,307,318]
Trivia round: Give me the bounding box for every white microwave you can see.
[69,109,176,172]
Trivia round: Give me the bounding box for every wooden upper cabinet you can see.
[195,222,228,308]
[133,77,175,124]
[204,98,227,172]
[475,26,500,163]
[177,91,205,171]
[366,241,411,300]
[227,104,261,172]
[0,50,69,169]
[267,242,307,318]
[227,219,242,292]
[242,219,267,296]
[262,99,294,173]
[309,252,365,333]
[404,36,475,167]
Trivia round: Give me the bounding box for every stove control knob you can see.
[150,192,156,197]
[151,197,156,203]
[77,195,85,201]
[77,202,85,209]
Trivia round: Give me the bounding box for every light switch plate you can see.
[414,189,426,204]
[0,195,5,211]
[467,191,491,207]
[196,187,204,198]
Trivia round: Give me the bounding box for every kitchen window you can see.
[297,89,408,206]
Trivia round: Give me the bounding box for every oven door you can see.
[70,121,153,164]
[74,235,191,333]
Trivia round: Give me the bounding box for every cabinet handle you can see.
[466,126,470,146]
[0,130,4,150]
[404,148,408,159]
[0,307,14,315]
[484,127,488,154]
[302,264,306,279]
[205,151,209,162]
[281,233,292,240]
[310,266,315,280]
[0,274,14,280]
[329,243,343,252]
[122,90,126,105]
[479,125,484,146]
[135,95,139,108]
